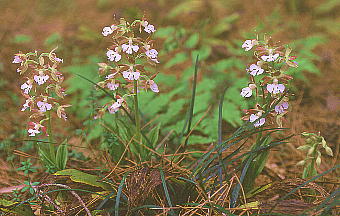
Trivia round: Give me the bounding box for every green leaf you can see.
[154,26,176,38]
[167,0,202,18]
[164,52,188,68]
[44,32,62,47]
[54,169,112,190]
[185,33,200,49]
[315,0,340,14]
[148,124,161,147]
[191,45,211,61]
[211,13,240,36]
[222,103,242,127]
[39,147,56,168]
[56,140,68,170]
[0,199,34,216]
[157,98,186,125]
[187,135,213,145]
[12,34,32,44]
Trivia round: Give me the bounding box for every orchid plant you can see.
[95,17,160,159]
[14,49,70,171]
[297,132,333,179]
[240,36,298,128]
[239,36,298,191]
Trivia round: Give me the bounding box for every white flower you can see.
[21,98,31,111]
[12,55,22,64]
[145,24,155,33]
[121,39,139,54]
[261,53,279,62]
[17,68,21,73]
[240,87,252,97]
[107,99,123,114]
[267,83,285,94]
[145,49,158,59]
[148,80,159,93]
[248,64,264,76]
[107,82,119,90]
[34,73,49,85]
[275,102,289,114]
[122,68,140,80]
[55,57,63,63]
[249,113,266,127]
[21,81,32,94]
[151,58,160,63]
[37,101,52,112]
[105,73,117,79]
[142,21,156,33]
[28,128,40,136]
[106,49,121,62]
[27,122,45,136]
[102,26,113,36]
[242,39,256,51]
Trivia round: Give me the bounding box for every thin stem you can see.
[133,80,141,140]
[47,110,55,162]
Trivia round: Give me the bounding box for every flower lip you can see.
[248,64,264,76]
[106,49,122,62]
[122,69,140,80]
[21,81,32,94]
[34,74,49,85]
[267,83,285,94]
[241,87,253,98]
[261,53,279,62]
[275,101,289,114]
[13,55,22,64]
[249,113,265,127]
[102,26,113,36]
[121,39,139,54]
[242,39,257,51]
[37,101,52,112]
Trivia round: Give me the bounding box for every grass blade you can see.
[114,172,128,216]
[182,54,199,148]
[159,169,176,216]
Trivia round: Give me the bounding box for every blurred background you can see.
[0,0,339,185]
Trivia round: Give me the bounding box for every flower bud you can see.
[307,146,315,156]
[249,83,256,90]
[321,137,327,148]
[316,156,321,167]
[325,146,333,157]
[296,160,305,166]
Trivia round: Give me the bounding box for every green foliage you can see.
[297,132,333,179]
[66,56,105,141]
[314,0,340,14]
[241,135,272,192]
[55,141,68,170]
[0,199,34,215]
[17,159,37,176]
[44,32,62,48]
[287,35,327,81]
[54,169,112,190]
[21,181,40,195]
[12,34,32,44]
[146,16,247,145]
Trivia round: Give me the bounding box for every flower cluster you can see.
[297,132,333,178]
[96,18,160,117]
[14,49,70,136]
[240,36,298,127]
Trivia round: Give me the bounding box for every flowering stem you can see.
[47,110,55,162]
[133,80,141,141]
